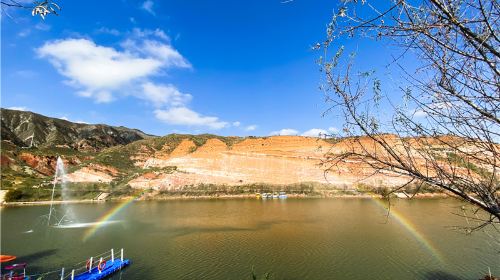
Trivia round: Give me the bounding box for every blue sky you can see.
[1,0,399,136]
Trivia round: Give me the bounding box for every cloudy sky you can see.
[2,0,391,137]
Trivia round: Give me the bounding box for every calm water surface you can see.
[1,198,499,279]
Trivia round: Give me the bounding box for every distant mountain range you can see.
[1,108,462,203]
[1,108,153,151]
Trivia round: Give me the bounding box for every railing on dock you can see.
[63,248,125,280]
[1,248,128,280]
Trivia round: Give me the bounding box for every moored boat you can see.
[0,255,16,263]
[1,263,26,280]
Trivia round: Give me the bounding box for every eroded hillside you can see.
[2,110,489,202]
[1,108,153,151]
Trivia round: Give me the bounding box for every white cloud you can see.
[38,29,231,130]
[96,27,120,36]
[142,40,190,67]
[120,35,189,69]
[270,128,298,136]
[18,29,31,37]
[139,82,227,130]
[413,109,428,117]
[7,106,28,111]
[245,125,257,131]
[131,28,168,41]
[301,128,328,137]
[37,32,189,103]
[77,90,113,103]
[35,23,51,31]
[141,0,155,15]
[140,82,192,107]
[38,38,161,93]
[328,127,339,133]
[154,107,228,129]
[57,116,89,124]
[232,121,241,127]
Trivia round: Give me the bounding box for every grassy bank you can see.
[3,180,447,203]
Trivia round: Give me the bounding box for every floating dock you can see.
[1,248,130,280]
[74,259,130,280]
[71,248,129,280]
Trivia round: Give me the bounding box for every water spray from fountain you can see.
[47,156,74,226]
[41,156,121,232]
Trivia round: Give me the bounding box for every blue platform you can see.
[74,259,130,280]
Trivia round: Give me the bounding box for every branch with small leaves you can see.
[1,0,61,19]
[32,0,60,19]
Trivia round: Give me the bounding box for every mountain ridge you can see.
[1,109,477,202]
[1,108,154,151]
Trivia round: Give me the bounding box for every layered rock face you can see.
[3,108,485,192]
[65,164,118,183]
[128,136,410,190]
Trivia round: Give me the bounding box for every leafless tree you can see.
[318,0,499,233]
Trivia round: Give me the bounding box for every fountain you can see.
[47,156,74,226]
[45,156,122,232]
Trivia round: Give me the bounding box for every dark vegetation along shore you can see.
[2,180,447,205]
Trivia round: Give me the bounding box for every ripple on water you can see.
[1,199,499,279]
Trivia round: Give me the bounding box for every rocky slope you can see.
[125,135,412,190]
[67,133,486,193]
[1,108,153,151]
[2,110,487,202]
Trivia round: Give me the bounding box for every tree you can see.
[1,0,60,19]
[319,0,499,233]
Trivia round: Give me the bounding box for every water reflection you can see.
[1,199,499,279]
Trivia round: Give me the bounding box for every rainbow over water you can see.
[82,196,136,241]
[370,198,445,263]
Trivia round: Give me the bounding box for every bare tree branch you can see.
[319,0,500,232]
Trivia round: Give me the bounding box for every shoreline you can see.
[1,192,450,207]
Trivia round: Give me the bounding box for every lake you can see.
[1,198,499,279]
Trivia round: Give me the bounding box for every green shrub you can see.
[5,189,23,202]
[374,186,391,198]
[355,183,371,193]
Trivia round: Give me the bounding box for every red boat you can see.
[0,256,16,263]
[1,263,27,280]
